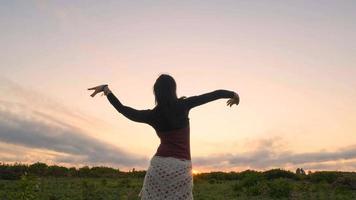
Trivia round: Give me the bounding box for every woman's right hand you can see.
[227,92,239,107]
[88,84,108,97]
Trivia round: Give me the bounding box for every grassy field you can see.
[1,172,356,200]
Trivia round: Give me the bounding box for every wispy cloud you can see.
[0,109,147,166]
[0,77,148,169]
[194,138,356,171]
[0,78,106,126]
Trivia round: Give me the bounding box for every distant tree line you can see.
[1,162,356,188]
[0,162,145,180]
[194,168,356,187]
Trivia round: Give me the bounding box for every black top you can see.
[106,90,235,132]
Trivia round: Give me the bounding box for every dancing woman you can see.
[88,74,239,199]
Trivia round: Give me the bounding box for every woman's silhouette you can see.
[88,74,239,199]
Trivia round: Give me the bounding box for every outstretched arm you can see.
[104,86,152,124]
[88,84,152,123]
[183,89,239,110]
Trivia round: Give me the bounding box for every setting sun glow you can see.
[192,170,200,175]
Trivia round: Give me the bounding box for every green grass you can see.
[0,176,143,200]
[1,174,356,200]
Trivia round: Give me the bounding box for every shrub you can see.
[120,178,132,188]
[0,170,21,180]
[267,178,293,198]
[332,175,356,190]
[208,178,216,184]
[233,171,266,196]
[240,171,264,188]
[17,174,40,200]
[263,169,298,180]
[29,162,48,176]
[308,171,340,183]
[101,178,108,186]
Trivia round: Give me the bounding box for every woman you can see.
[88,74,239,199]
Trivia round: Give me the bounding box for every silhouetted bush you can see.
[208,178,217,184]
[0,170,20,180]
[308,171,341,183]
[47,165,68,177]
[240,171,264,188]
[263,169,298,180]
[29,162,48,176]
[0,163,140,179]
[0,163,28,180]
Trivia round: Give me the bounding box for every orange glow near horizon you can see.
[192,169,200,175]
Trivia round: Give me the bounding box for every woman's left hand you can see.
[227,92,239,107]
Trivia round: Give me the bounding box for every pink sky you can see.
[0,0,356,172]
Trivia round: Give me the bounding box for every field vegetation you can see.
[1,163,356,199]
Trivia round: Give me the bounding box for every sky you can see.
[0,0,355,173]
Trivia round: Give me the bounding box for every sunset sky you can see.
[1,0,355,172]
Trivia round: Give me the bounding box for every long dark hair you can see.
[153,74,178,107]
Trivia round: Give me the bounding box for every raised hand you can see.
[227,92,239,107]
[88,84,108,97]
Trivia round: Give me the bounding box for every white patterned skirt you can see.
[138,155,194,200]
